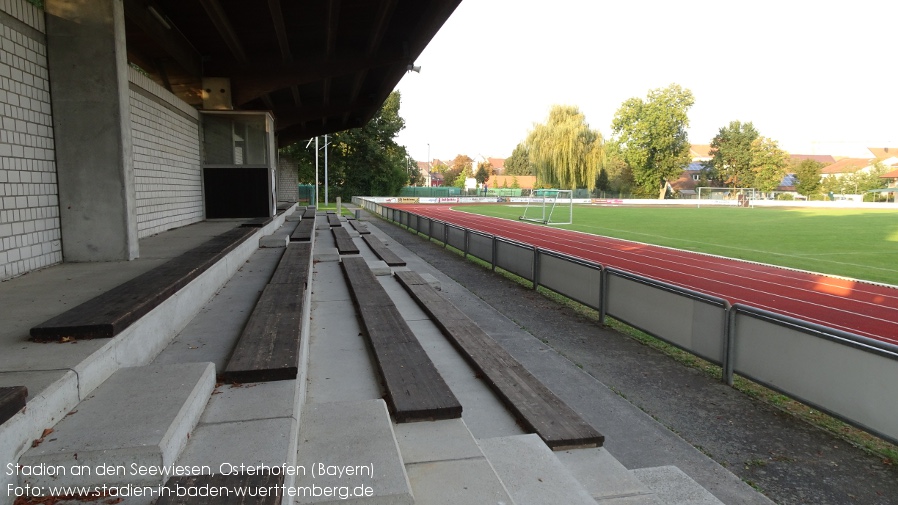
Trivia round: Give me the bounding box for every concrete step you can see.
[17,362,215,489]
[478,434,597,505]
[632,466,724,505]
[395,417,514,505]
[173,380,300,494]
[295,399,413,504]
[556,448,659,504]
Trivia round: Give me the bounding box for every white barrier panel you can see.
[605,268,728,364]
[536,251,601,310]
[447,225,465,251]
[495,239,534,281]
[467,231,494,264]
[730,306,898,445]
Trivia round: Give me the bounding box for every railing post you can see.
[532,248,540,290]
[599,268,608,326]
[724,308,736,386]
[491,236,497,271]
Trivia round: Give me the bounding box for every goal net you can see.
[696,187,759,208]
[519,189,573,225]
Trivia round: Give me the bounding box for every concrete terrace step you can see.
[295,399,413,505]
[632,466,724,505]
[395,418,513,505]
[478,434,597,505]
[17,362,215,489]
[556,448,659,504]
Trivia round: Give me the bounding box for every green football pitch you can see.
[454,204,898,286]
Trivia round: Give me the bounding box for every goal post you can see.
[519,189,573,225]
[696,187,759,208]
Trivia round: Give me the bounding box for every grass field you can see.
[454,204,898,286]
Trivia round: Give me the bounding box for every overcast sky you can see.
[393,0,896,163]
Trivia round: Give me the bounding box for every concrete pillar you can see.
[46,0,138,262]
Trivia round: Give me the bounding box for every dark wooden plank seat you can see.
[157,473,284,505]
[30,227,256,341]
[327,213,341,227]
[302,207,316,219]
[269,243,312,285]
[290,217,315,242]
[394,270,604,449]
[221,243,312,383]
[348,219,370,234]
[362,235,405,266]
[332,227,359,255]
[341,257,461,422]
[0,386,27,425]
[241,216,273,227]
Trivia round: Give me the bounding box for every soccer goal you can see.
[519,189,573,225]
[696,187,759,208]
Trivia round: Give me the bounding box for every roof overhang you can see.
[123,0,461,147]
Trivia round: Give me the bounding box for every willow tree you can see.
[525,105,603,190]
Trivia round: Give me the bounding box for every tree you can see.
[525,105,603,190]
[792,159,825,197]
[505,142,534,176]
[474,161,492,188]
[603,141,635,195]
[705,121,759,188]
[595,168,609,193]
[611,84,694,197]
[749,137,790,192]
[444,154,473,187]
[280,91,411,198]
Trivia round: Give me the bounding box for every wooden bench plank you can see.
[361,235,406,266]
[30,228,256,341]
[221,282,304,383]
[302,207,316,219]
[394,270,604,449]
[0,386,27,425]
[158,473,284,505]
[348,219,370,234]
[241,216,273,228]
[341,257,461,422]
[327,213,342,227]
[332,227,360,255]
[290,217,315,242]
[268,243,312,285]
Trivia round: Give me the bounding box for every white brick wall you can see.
[128,68,203,238]
[0,0,59,281]
[277,156,299,202]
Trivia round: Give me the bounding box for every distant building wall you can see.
[0,1,59,281]
[128,69,203,238]
[277,156,298,202]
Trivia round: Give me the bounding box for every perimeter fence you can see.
[353,197,898,446]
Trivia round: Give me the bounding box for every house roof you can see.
[820,158,872,175]
[790,154,836,164]
[488,157,505,170]
[868,147,898,159]
[881,168,898,179]
[123,0,462,147]
[690,144,712,159]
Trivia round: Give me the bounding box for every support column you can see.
[46,0,138,262]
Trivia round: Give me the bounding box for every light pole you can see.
[305,137,319,207]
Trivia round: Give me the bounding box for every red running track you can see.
[392,204,898,346]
